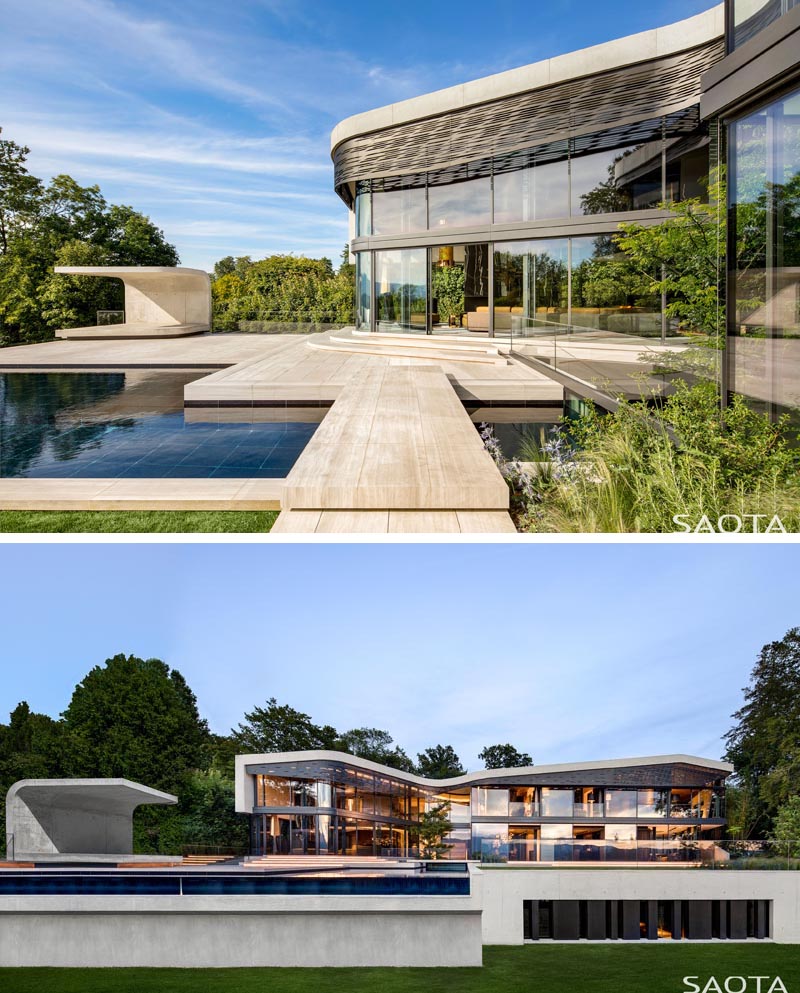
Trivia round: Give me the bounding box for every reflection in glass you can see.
[472,822,509,860]
[605,790,637,817]
[428,164,491,228]
[372,179,427,236]
[637,789,669,817]
[493,238,569,333]
[374,249,428,332]
[355,183,372,237]
[730,86,800,416]
[732,0,799,49]
[540,788,573,817]
[493,145,569,223]
[570,147,637,215]
[570,235,663,337]
[472,788,510,817]
[356,252,371,330]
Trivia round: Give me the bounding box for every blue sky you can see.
[3,0,716,270]
[0,543,793,770]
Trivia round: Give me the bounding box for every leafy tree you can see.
[0,133,43,254]
[210,253,355,330]
[419,801,454,859]
[335,727,416,772]
[0,701,66,857]
[479,744,532,769]
[613,172,725,340]
[232,697,337,753]
[0,131,179,346]
[724,628,800,837]
[771,795,800,858]
[60,653,211,791]
[417,744,466,778]
[178,767,249,850]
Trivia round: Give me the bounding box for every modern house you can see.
[332,0,800,420]
[332,6,724,347]
[235,750,731,863]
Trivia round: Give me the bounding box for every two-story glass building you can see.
[331,7,725,347]
[235,752,731,863]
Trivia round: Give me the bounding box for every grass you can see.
[0,510,278,533]
[0,945,797,993]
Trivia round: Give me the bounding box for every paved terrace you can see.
[0,333,560,532]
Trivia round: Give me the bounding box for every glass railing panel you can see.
[509,802,540,818]
[573,803,605,818]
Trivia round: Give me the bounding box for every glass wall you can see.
[374,249,427,331]
[493,143,569,223]
[355,252,371,329]
[493,238,569,333]
[729,85,800,417]
[352,115,709,240]
[570,235,663,337]
[372,178,427,236]
[428,163,491,229]
[732,0,800,49]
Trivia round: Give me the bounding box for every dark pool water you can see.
[0,372,319,479]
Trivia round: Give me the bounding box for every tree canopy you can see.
[0,130,178,346]
[60,653,210,791]
[478,744,533,769]
[417,744,466,779]
[232,697,338,753]
[724,627,800,838]
[211,250,354,330]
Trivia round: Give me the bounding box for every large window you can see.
[372,178,427,236]
[428,164,491,229]
[493,144,569,223]
[472,787,510,817]
[355,252,371,330]
[493,238,569,333]
[571,235,663,337]
[729,86,800,415]
[374,249,427,331]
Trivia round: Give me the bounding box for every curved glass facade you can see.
[351,110,712,342]
[248,768,727,861]
[353,113,709,239]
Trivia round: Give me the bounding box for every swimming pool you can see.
[0,870,470,897]
[0,371,320,479]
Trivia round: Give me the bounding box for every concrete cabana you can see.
[6,778,179,864]
[53,266,211,340]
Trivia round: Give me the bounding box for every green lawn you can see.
[0,510,278,533]
[1,945,796,993]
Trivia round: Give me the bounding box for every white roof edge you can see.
[54,266,208,276]
[236,750,734,789]
[7,778,178,804]
[330,4,724,154]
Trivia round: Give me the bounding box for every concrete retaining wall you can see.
[0,896,482,967]
[478,868,800,944]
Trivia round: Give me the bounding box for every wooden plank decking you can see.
[0,333,558,530]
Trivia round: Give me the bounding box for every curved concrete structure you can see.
[236,750,733,802]
[53,266,211,339]
[331,5,724,156]
[6,778,178,862]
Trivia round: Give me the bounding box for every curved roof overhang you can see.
[238,750,733,792]
[330,5,724,205]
